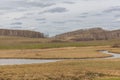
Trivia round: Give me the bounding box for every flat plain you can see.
[0,36,119,80]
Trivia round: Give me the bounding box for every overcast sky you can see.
[0,0,120,36]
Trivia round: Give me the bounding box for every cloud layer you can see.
[0,0,120,36]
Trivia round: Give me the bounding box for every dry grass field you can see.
[0,36,120,80]
[0,46,119,80]
[107,48,120,54]
[0,46,111,59]
[0,59,119,80]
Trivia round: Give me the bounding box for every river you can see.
[0,50,119,65]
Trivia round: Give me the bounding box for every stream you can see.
[99,50,120,59]
[0,50,119,65]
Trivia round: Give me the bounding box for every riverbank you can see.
[0,46,112,59]
[0,49,119,65]
[0,59,119,80]
[0,46,119,80]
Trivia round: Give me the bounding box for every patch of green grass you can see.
[0,36,119,49]
[96,77,120,80]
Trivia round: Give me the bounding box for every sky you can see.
[0,0,120,36]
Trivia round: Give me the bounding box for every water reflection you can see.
[0,59,59,65]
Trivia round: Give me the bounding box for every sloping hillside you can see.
[0,29,44,38]
[54,28,120,41]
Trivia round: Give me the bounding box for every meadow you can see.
[0,36,119,49]
[0,59,119,80]
[0,36,120,80]
[0,46,111,59]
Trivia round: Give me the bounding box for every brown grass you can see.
[0,59,119,80]
[102,47,120,54]
[0,46,111,59]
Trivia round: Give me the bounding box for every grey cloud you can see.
[63,1,75,4]
[53,19,81,24]
[81,12,89,15]
[114,14,120,17]
[68,20,82,23]
[14,1,55,8]
[0,1,25,11]
[26,13,34,15]
[0,1,56,12]
[103,6,120,13]
[36,18,46,24]
[92,13,103,16]
[0,25,3,27]
[39,21,46,24]
[0,12,4,15]
[43,7,68,13]
[79,12,103,18]
[115,21,120,23]
[0,7,13,10]
[11,22,23,25]
[0,7,26,12]
[36,18,46,21]
[14,16,27,20]
[17,8,28,12]
[79,15,87,18]
[10,26,23,29]
[78,12,89,18]
[68,20,82,22]
[53,21,66,24]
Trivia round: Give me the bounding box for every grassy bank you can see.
[0,59,119,80]
[0,36,120,80]
[106,48,120,54]
[0,36,119,49]
[0,46,111,59]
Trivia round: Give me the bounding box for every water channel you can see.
[0,50,119,65]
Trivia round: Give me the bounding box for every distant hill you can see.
[54,28,120,41]
[0,29,45,38]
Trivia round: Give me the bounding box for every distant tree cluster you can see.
[0,29,45,38]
